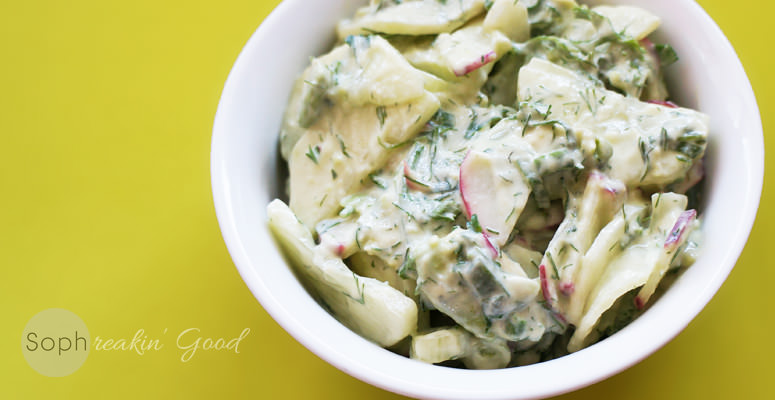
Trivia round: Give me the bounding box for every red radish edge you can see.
[634,296,646,311]
[664,209,697,251]
[482,232,499,259]
[639,38,655,51]
[560,281,575,296]
[591,170,625,196]
[553,311,567,325]
[459,152,499,258]
[603,181,625,197]
[647,100,679,108]
[539,264,553,307]
[636,209,698,310]
[459,152,473,218]
[454,50,497,77]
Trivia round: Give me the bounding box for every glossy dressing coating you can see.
[269,0,707,369]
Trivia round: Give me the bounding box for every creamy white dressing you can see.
[269,0,707,369]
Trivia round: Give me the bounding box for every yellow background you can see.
[0,0,770,398]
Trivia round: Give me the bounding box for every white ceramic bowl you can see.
[211,1,764,398]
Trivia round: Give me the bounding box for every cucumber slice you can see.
[410,327,511,369]
[267,200,418,347]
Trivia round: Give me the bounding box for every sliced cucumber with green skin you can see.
[349,251,418,302]
[539,171,627,315]
[410,327,468,364]
[565,199,649,324]
[287,36,441,229]
[567,193,692,352]
[267,200,418,347]
[459,149,531,247]
[414,228,545,342]
[463,334,511,370]
[410,326,511,369]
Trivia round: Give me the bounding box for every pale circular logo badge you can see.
[21,308,90,377]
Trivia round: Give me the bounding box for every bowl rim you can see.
[211,0,765,398]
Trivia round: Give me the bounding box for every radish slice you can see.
[664,209,697,251]
[482,232,499,259]
[560,282,575,296]
[539,264,556,308]
[459,150,530,247]
[453,51,497,77]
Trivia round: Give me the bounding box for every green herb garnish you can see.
[376,106,387,127]
[470,214,483,233]
[305,145,320,164]
[656,43,679,67]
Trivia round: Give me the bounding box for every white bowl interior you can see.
[211,1,764,399]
